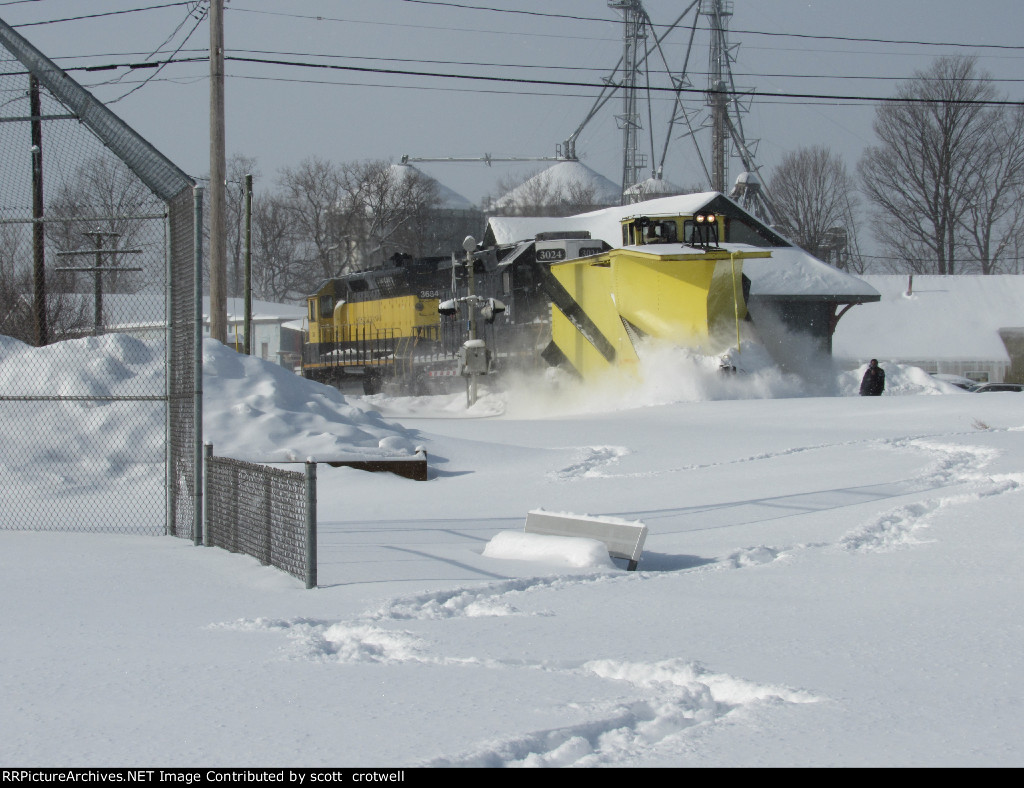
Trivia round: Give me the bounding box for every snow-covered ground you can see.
[2,336,1023,767]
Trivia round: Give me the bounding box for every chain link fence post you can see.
[202,443,213,547]
[305,460,317,589]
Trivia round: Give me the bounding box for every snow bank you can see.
[837,360,965,397]
[0,333,165,477]
[202,339,420,462]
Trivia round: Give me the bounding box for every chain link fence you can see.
[0,20,199,538]
[204,447,318,588]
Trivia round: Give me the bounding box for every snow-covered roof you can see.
[745,248,879,300]
[218,298,307,323]
[833,275,1024,363]
[487,192,717,246]
[488,161,620,210]
[83,294,306,328]
[486,193,878,301]
[622,176,687,200]
[389,163,475,211]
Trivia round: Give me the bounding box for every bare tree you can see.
[251,193,310,301]
[0,223,88,341]
[769,146,864,271]
[277,156,347,280]
[46,153,162,292]
[958,105,1024,273]
[858,56,1012,275]
[224,154,260,298]
[342,160,441,265]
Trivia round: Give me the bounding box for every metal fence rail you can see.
[203,446,317,588]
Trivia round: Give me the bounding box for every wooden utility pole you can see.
[208,0,227,342]
[243,173,252,355]
[30,75,47,346]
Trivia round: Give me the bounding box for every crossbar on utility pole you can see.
[56,231,143,335]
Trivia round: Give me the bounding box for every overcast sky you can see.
[2,0,1022,208]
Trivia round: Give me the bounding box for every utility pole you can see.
[464,235,478,406]
[29,75,47,346]
[243,173,252,355]
[208,0,227,342]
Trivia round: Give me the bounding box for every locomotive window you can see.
[643,221,677,244]
[319,295,334,316]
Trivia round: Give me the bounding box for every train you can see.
[300,210,771,395]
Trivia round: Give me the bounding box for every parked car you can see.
[970,382,1024,393]
[930,373,980,391]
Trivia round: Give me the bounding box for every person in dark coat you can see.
[860,359,885,396]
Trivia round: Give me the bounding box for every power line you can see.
[218,53,1024,107]
[9,2,196,27]
[87,2,205,90]
[25,52,1019,109]
[731,26,1024,52]
[32,47,1024,86]
[11,1,1024,56]
[386,0,1024,52]
[396,0,615,25]
[224,5,616,45]
[105,2,208,103]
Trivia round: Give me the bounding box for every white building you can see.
[207,298,307,370]
[832,275,1024,384]
[69,294,307,371]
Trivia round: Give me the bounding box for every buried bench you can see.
[524,509,648,571]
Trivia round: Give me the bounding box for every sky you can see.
[2,327,1024,766]
[2,0,1022,211]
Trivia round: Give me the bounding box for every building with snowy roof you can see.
[59,294,308,370]
[832,275,1024,384]
[622,176,688,202]
[485,161,620,216]
[389,163,476,211]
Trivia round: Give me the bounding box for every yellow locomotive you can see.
[302,277,447,394]
[300,211,774,393]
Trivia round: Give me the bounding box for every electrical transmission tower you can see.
[609,1,648,202]
[705,0,731,193]
[561,1,777,219]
